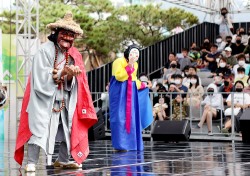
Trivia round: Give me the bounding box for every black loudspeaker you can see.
[240,109,250,143]
[88,108,106,141]
[151,120,191,142]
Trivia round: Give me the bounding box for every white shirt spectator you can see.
[226,93,250,105]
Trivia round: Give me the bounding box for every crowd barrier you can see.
[92,91,249,142]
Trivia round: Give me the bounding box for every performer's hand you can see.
[64,65,82,76]
[52,68,60,84]
[128,58,136,66]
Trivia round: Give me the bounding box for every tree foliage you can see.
[0,0,199,61]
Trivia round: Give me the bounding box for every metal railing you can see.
[94,91,248,141]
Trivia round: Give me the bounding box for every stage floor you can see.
[1,140,250,175]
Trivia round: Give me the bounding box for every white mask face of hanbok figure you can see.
[129,48,140,63]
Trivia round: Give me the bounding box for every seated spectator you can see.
[182,65,190,87]
[178,48,192,70]
[171,95,188,120]
[213,74,224,87]
[196,83,224,136]
[172,74,188,98]
[215,57,231,76]
[139,73,152,90]
[163,52,180,73]
[100,82,110,128]
[200,38,212,60]
[225,36,233,48]
[162,61,182,87]
[189,44,201,66]
[243,38,250,63]
[215,35,226,53]
[234,67,249,87]
[153,85,170,120]
[232,27,249,45]
[233,54,250,76]
[222,80,250,135]
[205,44,220,73]
[231,35,245,56]
[243,77,250,94]
[219,74,234,105]
[153,95,168,121]
[186,75,204,106]
[223,47,237,69]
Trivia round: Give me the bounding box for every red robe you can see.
[14,46,98,165]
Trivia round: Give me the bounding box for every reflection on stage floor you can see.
[1,140,250,175]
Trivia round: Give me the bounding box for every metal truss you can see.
[15,0,39,125]
[162,0,250,14]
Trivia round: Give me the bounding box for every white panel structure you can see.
[15,0,39,138]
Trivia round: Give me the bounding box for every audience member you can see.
[205,44,220,73]
[233,54,250,76]
[178,48,192,70]
[234,67,249,87]
[223,47,237,69]
[219,74,234,105]
[186,75,204,106]
[222,80,250,135]
[196,83,224,136]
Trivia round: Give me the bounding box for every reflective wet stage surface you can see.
[1,140,250,175]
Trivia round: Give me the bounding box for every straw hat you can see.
[47,11,83,35]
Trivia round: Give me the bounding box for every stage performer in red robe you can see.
[14,11,97,172]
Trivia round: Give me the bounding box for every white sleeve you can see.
[244,94,250,105]
[226,94,231,102]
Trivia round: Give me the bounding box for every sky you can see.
[1,0,250,23]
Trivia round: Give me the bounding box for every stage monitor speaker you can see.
[151,120,191,142]
[88,108,106,141]
[240,109,250,143]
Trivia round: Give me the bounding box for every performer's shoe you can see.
[25,164,36,172]
[53,160,82,169]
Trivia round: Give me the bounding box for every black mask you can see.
[226,40,231,43]
[224,81,229,87]
[240,32,245,35]
[207,89,214,95]
[235,88,243,92]
[170,64,177,68]
[236,40,241,44]
[204,41,209,44]
[221,12,227,16]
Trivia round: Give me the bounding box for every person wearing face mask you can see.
[219,74,234,105]
[163,52,180,74]
[243,38,250,62]
[215,35,226,53]
[196,83,224,136]
[186,75,204,107]
[232,27,248,46]
[222,80,250,135]
[233,54,250,77]
[200,38,211,61]
[171,74,188,99]
[225,36,233,48]
[109,44,153,151]
[217,7,233,40]
[223,47,237,68]
[243,77,250,94]
[231,35,245,56]
[215,58,231,76]
[139,73,152,91]
[234,67,249,87]
[162,61,182,87]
